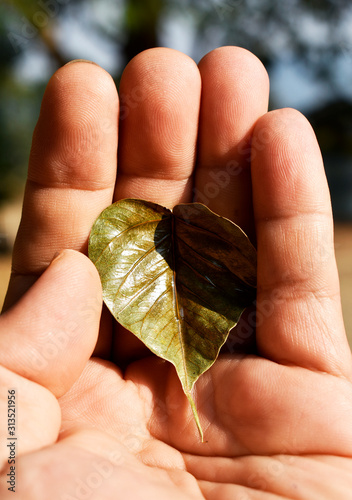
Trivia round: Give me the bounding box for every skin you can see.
[1,46,352,498]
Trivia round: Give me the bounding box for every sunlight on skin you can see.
[1,47,352,499]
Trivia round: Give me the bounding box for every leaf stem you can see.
[186,392,204,442]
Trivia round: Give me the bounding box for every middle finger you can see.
[195,47,269,240]
[115,47,202,208]
[113,48,202,362]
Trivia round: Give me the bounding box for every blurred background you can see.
[0,0,351,343]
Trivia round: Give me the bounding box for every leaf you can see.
[88,199,257,440]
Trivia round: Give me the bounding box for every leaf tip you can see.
[186,392,205,443]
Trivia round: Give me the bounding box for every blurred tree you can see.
[178,0,352,91]
[0,5,35,204]
[4,0,351,86]
[1,0,351,214]
[124,0,162,63]
[5,0,82,65]
[309,99,352,220]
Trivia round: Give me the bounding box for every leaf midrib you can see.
[171,212,190,393]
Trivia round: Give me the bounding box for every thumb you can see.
[0,250,102,397]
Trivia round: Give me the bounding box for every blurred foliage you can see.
[124,0,162,62]
[309,98,352,220]
[0,6,43,203]
[0,0,351,216]
[310,99,352,156]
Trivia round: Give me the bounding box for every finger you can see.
[4,61,118,310]
[0,367,61,466]
[0,250,102,397]
[251,109,352,376]
[115,47,201,208]
[195,47,269,238]
[113,48,201,362]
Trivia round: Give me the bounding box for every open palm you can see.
[1,47,352,499]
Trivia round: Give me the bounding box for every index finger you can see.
[3,61,118,311]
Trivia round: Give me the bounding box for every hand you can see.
[1,47,352,499]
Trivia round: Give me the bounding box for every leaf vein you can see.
[175,215,245,250]
[114,266,169,316]
[178,281,229,324]
[112,233,170,300]
[93,217,167,264]
[178,256,235,300]
[140,286,173,337]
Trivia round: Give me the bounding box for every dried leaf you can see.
[88,199,257,440]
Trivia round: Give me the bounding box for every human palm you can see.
[1,47,352,499]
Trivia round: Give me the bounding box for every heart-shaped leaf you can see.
[88,199,257,440]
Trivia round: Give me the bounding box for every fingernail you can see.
[50,250,64,264]
[64,59,99,67]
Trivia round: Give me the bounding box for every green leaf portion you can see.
[88,199,257,439]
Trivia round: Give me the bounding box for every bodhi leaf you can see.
[88,199,257,441]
